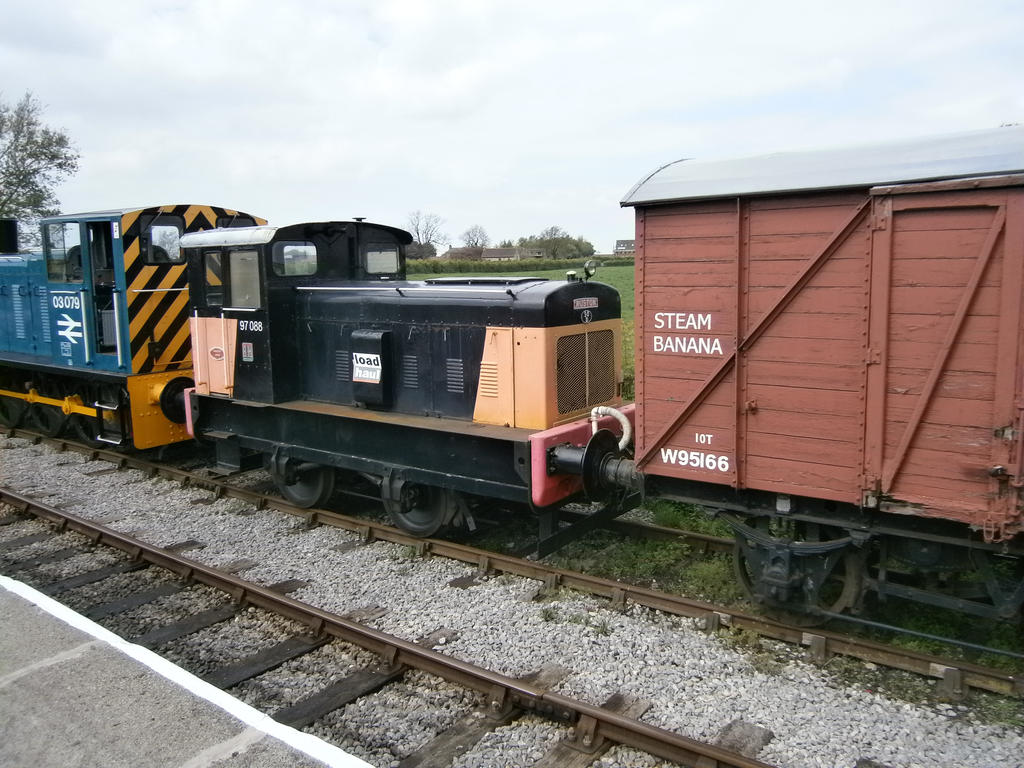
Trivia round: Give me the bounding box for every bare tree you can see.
[0,92,79,239]
[460,224,490,248]
[407,210,448,258]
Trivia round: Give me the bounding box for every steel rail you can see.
[4,428,1023,698]
[0,485,772,768]
[556,507,734,553]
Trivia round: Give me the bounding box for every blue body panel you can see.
[1,213,130,376]
[0,253,53,359]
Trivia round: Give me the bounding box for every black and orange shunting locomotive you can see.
[181,220,627,535]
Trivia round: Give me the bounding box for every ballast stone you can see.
[714,719,774,757]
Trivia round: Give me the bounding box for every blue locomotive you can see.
[0,205,262,447]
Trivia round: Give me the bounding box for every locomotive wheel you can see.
[27,403,67,437]
[272,463,336,508]
[389,484,448,537]
[71,414,103,446]
[0,395,25,428]
[733,522,863,627]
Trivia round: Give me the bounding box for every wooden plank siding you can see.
[880,194,1010,523]
[635,182,1024,538]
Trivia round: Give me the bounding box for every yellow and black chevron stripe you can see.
[122,205,263,374]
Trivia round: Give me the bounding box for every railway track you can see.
[3,428,1019,703]
[0,485,770,768]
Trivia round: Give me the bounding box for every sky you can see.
[3,0,1023,254]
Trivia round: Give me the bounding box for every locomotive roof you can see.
[180,221,413,249]
[621,125,1024,206]
[41,205,256,222]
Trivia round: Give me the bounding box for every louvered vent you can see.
[334,350,351,381]
[446,358,465,393]
[38,291,51,342]
[478,361,499,398]
[556,329,615,414]
[13,289,26,339]
[401,355,419,388]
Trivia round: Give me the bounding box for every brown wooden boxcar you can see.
[618,126,1024,618]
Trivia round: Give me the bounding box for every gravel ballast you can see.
[2,436,1022,768]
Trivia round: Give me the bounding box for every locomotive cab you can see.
[185,221,411,403]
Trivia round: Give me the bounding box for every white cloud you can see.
[3,0,1022,251]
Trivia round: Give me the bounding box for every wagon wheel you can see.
[733,521,863,627]
[271,462,336,508]
[388,484,451,537]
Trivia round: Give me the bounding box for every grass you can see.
[545,528,743,605]
[645,498,734,538]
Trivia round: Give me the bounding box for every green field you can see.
[408,264,637,397]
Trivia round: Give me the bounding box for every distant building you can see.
[614,239,635,254]
[480,247,545,261]
[439,246,483,260]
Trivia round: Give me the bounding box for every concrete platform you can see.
[0,575,371,768]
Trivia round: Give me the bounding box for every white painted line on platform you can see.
[1,574,373,768]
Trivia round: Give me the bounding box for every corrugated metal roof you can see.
[621,125,1024,206]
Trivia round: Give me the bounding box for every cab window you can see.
[272,241,317,276]
[227,250,261,308]
[204,252,223,306]
[366,242,399,275]
[44,222,82,282]
[146,223,184,264]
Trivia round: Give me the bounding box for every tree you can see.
[517,226,595,260]
[460,224,490,248]
[407,210,448,259]
[0,92,79,240]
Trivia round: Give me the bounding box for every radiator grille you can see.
[556,329,615,414]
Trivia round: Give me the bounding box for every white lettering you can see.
[659,447,730,473]
[652,335,724,356]
[653,312,712,330]
[352,352,382,383]
[51,295,81,310]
